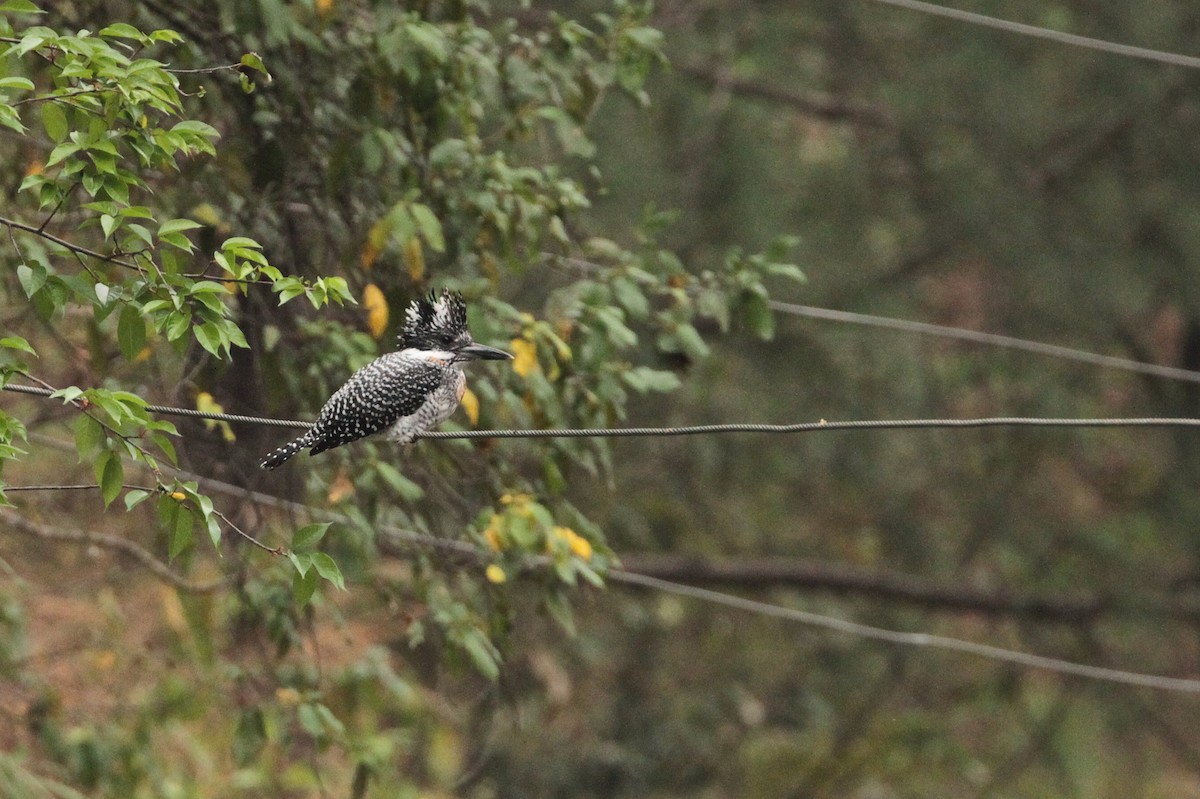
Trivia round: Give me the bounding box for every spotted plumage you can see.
[260,290,511,469]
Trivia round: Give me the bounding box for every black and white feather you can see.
[260,290,511,469]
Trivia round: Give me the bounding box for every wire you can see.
[864,0,1200,70]
[16,431,1200,694]
[554,253,1199,387]
[415,418,1200,439]
[608,570,1200,694]
[2,382,308,429]
[5,382,1200,438]
[770,302,1200,385]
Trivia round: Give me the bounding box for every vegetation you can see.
[3,0,1200,796]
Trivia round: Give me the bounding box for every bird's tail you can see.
[260,434,313,470]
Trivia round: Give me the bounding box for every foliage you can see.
[0,0,802,795]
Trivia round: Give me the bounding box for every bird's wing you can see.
[307,356,446,454]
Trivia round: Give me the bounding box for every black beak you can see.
[456,342,513,361]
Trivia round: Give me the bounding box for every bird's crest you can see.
[399,289,468,349]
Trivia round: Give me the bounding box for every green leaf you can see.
[0,1,44,13]
[74,414,105,459]
[220,236,262,250]
[765,262,805,282]
[45,140,80,167]
[171,119,219,139]
[0,103,24,134]
[612,276,650,318]
[292,568,319,607]
[232,708,267,767]
[544,590,576,635]
[159,232,194,252]
[292,522,331,553]
[288,551,311,577]
[459,629,500,680]
[310,553,345,591]
[117,304,147,360]
[167,504,194,560]
[158,217,203,236]
[123,488,150,511]
[239,52,271,81]
[0,336,35,355]
[673,324,711,359]
[623,366,681,394]
[194,323,224,358]
[149,29,183,44]
[52,386,83,405]
[206,514,221,548]
[97,451,124,507]
[98,22,146,41]
[39,101,67,142]
[0,76,33,91]
[410,203,445,252]
[375,461,424,501]
[742,293,775,340]
[297,703,322,737]
[150,431,177,465]
[16,262,46,297]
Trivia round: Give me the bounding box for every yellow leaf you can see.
[276,687,301,706]
[553,526,593,560]
[327,469,355,503]
[460,387,479,426]
[315,0,334,14]
[569,533,593,560]
[92,649,117,671]
[485,564,507,584]
[360,241,380,269]
[189,202,224,227]
[481,251,499,281]
[196,391,236,442]
[170,491,187,502]
[510,338,539,378]
[483,514,503,551]
[403,237,425,282]
[362,218,389,270]
[362,283,389,339]
[160,585,187,632]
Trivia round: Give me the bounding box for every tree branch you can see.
[0,214,143,272]
[617,553,1200,623]
[678,63,894,128]
[0,508,228,593]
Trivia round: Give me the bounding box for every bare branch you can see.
[617,553,1200,623]
[0,508,228,593]
[678,63,894,128]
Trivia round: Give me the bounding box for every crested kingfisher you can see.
[260,289,511,469]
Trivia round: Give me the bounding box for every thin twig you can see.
[13,86,109,107]
[211,506,285,556]
[4,483,154,492]
[0,214,143,272]
[165,62,243,74]
[36,182,77,233]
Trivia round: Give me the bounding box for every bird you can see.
[260,289,512,469]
